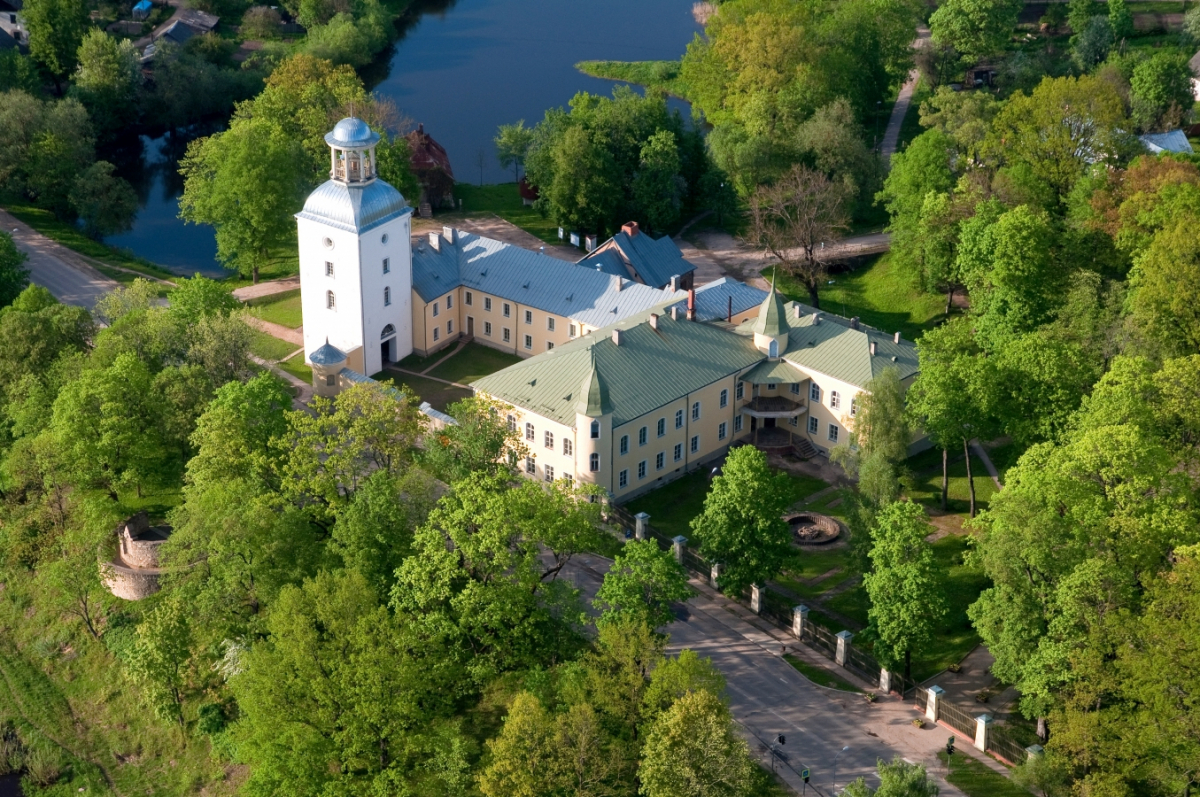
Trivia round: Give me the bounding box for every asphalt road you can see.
[1,210,121,309]
[558,553,975,796]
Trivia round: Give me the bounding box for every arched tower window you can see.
[381,323,396,340]
[768,339,778,357]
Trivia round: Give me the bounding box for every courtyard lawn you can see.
[906,452,1001,516]
[426,342,522,385]
[624,467,831,543]
[822,533,989,681]
[775,546,855,600]
[396,349,445,373]
[379,370,472,412]
[248,328,301,362]
[453,183,562,244]
[937,751,1027,797]
[246,289,303,329]
[768,253,947,342]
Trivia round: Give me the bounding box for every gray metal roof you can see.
[296,179,410,234]
[578,230,695,289]
[412,231,687,328]
[667,277,768,322]
[326,117,380,149]
[577,249,629,279]
[1139,130,1194,155]
[741,358,806,384]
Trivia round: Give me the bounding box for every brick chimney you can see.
[649,313,659,330]
[687,288,696,321]
[894,331,901,344]
[621,221,640,237]
[850,316,860,330]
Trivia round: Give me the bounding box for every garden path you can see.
[881,26,931,162]
[232,275,300,302]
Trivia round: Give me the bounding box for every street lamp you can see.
[833,746,851,794]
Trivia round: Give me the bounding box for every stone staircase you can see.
[794,438,817,459]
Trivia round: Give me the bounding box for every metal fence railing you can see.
[759,587,794,629]
[808,623,838,661]
[988,725,1028,765]
[938,699,979,738]
[845,645,880,688]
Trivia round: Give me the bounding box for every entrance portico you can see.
[738,358,809,453]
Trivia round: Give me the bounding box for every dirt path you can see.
[881,26,931,162]
[243,316,303,346]
[233,276,300,302]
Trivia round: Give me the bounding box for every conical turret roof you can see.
[751,279,788,337]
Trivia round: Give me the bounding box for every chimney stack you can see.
[687,288,696,321]
[671,306,680,321]
[621,221,640,237]
[613,275,623,292]
[612,329,623,345]
[669,274,679,292]
[893,331,901,344]
[649,313,659,330]
[728,296,733,323]
[870,341,877,356]
[850,316,860,330]
[812,312,821,326]
[428,231,440,252]
[442,226,455,244]
[585,234,597,252]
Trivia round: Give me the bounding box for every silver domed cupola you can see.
[326,117,381,184]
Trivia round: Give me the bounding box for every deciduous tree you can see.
[126,598,192,726]
[691,445,792,595]
[639,689,755,797]
[863,501,947,679]
[929,0,1022,63]
[494,119,534,183]
[844,757,941,796]
[22,0,89,92]
[71,30,140,136]
[746,164,850,308]
[0,232,30,309]
[593,539,692,629]
[70,160,138,239]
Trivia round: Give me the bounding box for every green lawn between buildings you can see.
[426,343,522,386]
[246,289,303,329]
[767,254,948,342]
[451,183,563,244]
[247,327,301,362]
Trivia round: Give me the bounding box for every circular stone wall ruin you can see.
[784,511,842,545]
[101,513,173,601]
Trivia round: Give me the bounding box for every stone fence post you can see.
[634,512,649,540]
[710,563,722,590]
[792,605,809,638]
[974,714,993,752]
[672,536,687,564]
[750,584,762,614]
[925,685,945,723]
[835,631,854,666]
[879,668,892,694]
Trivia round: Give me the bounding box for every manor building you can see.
[299,119,924,500]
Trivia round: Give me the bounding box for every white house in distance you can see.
[297,117,414,378]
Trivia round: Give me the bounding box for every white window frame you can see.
[525,456,535,474]
[718,422,727,440]
[637,460,646,480]
[326,290,336,310]
[525,422,535,442]
[544,431,554,449]
[433,327,440,341]
[484,321,492,336]
[736,381,744,400]
[638,426,647,446]
[563,438,573,457]
[484,297,492,311]
[657,418,665,437]
[828,424,839,443]
[503,303,511,318]
[589,453,600,471]
[675,409,684,429]
[569,324,577,338]
[690,435,699,454]
[735,415,743,432]
[465,290,472,305]
[830,391,840,409]
[656,452,664,470]
[545,465,554,482]
[620,435,629,455]
[691,401,700,421]
[503,328,511,342]
[547,317,555,332]
[447,319,453,334]
[590,421,600,439]
[383,286,391,306]
[720,389,728,408]
[808,416,819,434]
[810,383,821,402]
[524,334,532,350]
[524,309,533,324]
[433,302,440,317]
[446,294,453,309]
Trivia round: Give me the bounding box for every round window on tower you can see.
[381,233,389,244]
[323,237,334,249]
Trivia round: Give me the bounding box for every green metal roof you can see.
[575,359,613,416]
[472,311,763,427]
[751,281,788,337]
[735,300,920,387]
[740,359,807,385]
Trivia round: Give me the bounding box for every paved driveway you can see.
[560,554,983,796]
[1,210,120,309]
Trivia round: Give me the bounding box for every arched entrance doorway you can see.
[380,323,396,365]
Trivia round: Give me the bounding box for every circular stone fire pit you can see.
[784,512,841,545]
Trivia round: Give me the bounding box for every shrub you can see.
[23,744,62,788]
[241,6,282,40]
[0,723,23,775]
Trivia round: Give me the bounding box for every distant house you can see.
[577,221,698,291]
[157,19,194,45]
[405,123,455,214]
[1191,50,1200,101]
[176,7,218,32]
[518,176,538,207]
[1139,130,1195,155]
[132,0,151,20]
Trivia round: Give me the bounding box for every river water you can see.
[106,0,702,276]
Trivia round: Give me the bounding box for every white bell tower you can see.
[296,117,413,377]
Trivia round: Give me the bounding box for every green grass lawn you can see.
[907,454,1001,516]
[769,254,947,342]
[575,60,689,98]
[426,342,522,385]
[248,327,301,362]
[937,751,1026,797]
[823,533,988,681]
[984,441,1025,483]
[775,546,855,600]
[624,467,831,543]
[379,370,472,412]
[452,183,563,244]
[278,351,313,384]
[784,655,862,692]
[1,196,178,282]
[395,349,446,373]
[246,289,303,329]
